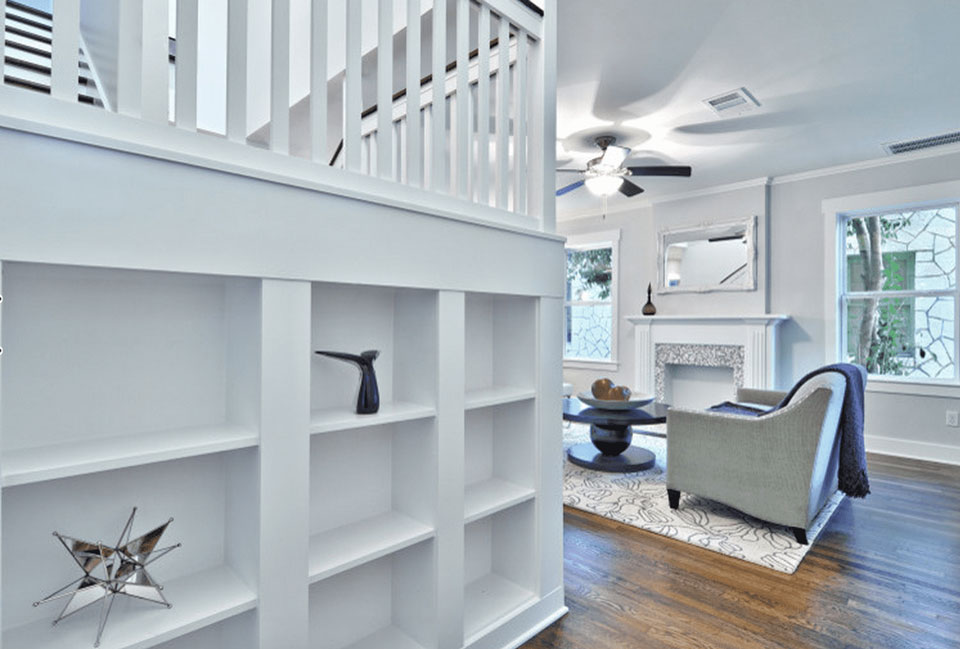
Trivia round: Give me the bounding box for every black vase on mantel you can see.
[642,283,657,316]
[314,350,381,414]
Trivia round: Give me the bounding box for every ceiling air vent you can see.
[704,87,760,116]
[884,131,960,155]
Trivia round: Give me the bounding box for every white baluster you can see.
[344,0,362,172]
[311,0,328,162]
[476,5,491,205]
[496,16,510,209]
[430,0,446,192]
[377,0,393,179]
[455,0,470,199]
[405,0,422,187]
[396,118,405,183]
[140,0,168,123]
[529,1,556,230]
[175,0,199,130]
[118,1,167,121]
[368,130,378,177]
[270,0,291,153]
[116,2,143,116]
[227,0,249,142]
[50,0,80,102]
[514,31,528,215]
[423,104,433,189]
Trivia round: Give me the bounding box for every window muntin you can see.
[840,204,959,380]
[565,243,615,362]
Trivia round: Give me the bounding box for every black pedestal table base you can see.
[562,398,669,473]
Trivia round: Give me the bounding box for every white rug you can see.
[563,423,844,574]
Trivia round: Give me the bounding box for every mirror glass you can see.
[659,218,756,292]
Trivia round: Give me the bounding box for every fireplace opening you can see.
[663,364,736,410]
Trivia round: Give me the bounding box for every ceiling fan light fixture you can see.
[585,175,624,197]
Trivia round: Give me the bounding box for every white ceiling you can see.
[555,0,960,217]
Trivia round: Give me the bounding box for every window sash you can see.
[838,203,960,381]
[565,237,618,363]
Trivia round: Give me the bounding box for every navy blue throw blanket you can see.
[709,363,870,498]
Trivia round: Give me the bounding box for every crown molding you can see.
[770,141,960,185]
[556,177,770,223]
[648,176,771,204]
[557,141,960,223]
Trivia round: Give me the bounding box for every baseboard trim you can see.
[464,587,567,649]
[499,603,569,649]
[865,435,960,466]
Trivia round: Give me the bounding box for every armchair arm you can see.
[666,388,834,529]
[735,387,788,407]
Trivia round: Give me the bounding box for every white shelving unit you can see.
[0,264,564,649]
[0,264,261,486]
[461,294,543,646]
[309,420,436,583]
[311,283,437,426]
[465,293,537,408]
[4,567,257,649]
[463,294,537,525]
[1,450,259,649]
[464,401,537,524]
[309,543,436,649]
[463,502,538,644]
[0,263,262,649]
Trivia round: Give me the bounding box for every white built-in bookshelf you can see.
[0,264,563,649]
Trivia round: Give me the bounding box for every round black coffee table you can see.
[563,397,669,472]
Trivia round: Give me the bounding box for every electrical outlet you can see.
[947,410,959,427]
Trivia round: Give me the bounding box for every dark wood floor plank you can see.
[521,455,960,649]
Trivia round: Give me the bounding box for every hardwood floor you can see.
[521,453,960,649]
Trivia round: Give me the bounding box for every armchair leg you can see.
[791,527,808,545]
[667,488,681,510]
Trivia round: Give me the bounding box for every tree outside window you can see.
[565,244,615,362]
[842,205,958,379]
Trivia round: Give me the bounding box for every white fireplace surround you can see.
[625,314,789,398]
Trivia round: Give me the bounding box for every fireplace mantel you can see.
[624,314,789,397]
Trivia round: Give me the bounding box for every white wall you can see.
[560,149,960,465]
[770,150,960,465]
[560,183,767,395]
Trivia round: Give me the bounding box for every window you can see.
[839,203,959,380]
[564,231,619,366]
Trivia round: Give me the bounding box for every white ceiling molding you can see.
[557,177,769,222]
[559,141,960,223]
[771,140,960,186]
[649,177,770,205]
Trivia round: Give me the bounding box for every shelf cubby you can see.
[463,501,537,643]
[151,611,257,649]
[1,449,259,649]
[311,283,437,431]
[464,293,536,403]
[309,542,436,649]
[0,263,261,484]
[309,420,436,582]
[464,400,537,524]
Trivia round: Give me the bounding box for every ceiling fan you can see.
[556,136,692,198]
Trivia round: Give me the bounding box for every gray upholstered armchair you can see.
[665,367,863,544]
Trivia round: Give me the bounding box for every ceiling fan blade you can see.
[556,180,585,196]
[627,165,692,177]
[556,169,587,173]
[619,179,645,197]
[600,145,629,168]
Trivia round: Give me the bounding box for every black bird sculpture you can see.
[315,349,381,414]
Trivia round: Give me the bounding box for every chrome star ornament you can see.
[33,507,181,647]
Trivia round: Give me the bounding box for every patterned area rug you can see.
[563,423,844,574]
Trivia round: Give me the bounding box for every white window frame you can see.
[824,180,960,396]
[564,229,620,370]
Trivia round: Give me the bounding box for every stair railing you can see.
[0,0,555,232]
